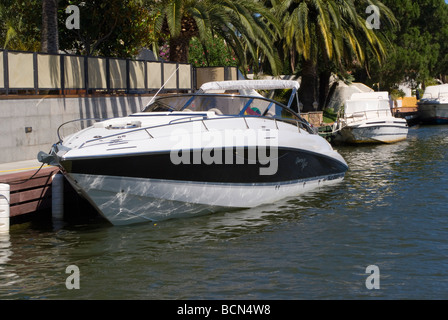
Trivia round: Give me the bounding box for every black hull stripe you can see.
[61,147,348,184]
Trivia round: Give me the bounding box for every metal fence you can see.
[0,49,194,95]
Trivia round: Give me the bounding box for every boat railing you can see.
[422,91,448,100]
[168,114,208,124]
[57,118,107,142]
[74,114,314,148]
[333,108,393,133]
[438,92,448,100]
[192,115,315,134]
[343,109,392,123]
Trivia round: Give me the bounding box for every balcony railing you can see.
[0,49,195,95]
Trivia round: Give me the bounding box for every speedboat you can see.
[417,84,448,124]
[39,80,348,226]
[333,92,408,144]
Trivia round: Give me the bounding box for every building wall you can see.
[0,61,240,164]
[0,95,153,163]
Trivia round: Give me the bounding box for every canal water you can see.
[1,125,447,300]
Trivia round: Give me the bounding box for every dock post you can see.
[52,173,64,222]
[0,184,10,233]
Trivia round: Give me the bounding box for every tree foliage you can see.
[0,0,157,57]
[58,0,157,57]
[152,0,282,75]
[357,0,448,91]
[0,0,41,51]
[0,0,447,95]
[188,34,238,67]
[269,0,397,111]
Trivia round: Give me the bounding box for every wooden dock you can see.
[0,164,59,222]
[0,160,101,225]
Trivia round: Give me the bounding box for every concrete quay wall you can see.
[0,95,153,164]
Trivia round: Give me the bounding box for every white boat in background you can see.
[417,84,448,124]
[334,91,408,144]
[39,80,348,226]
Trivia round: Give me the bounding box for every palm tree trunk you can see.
[169,36,191,63]
[290,48,296,74]
[41,0,59,53]
[167,16,199,63]
[298,59,318,112]
[318,70,331,110]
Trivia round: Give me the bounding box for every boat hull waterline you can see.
[417,84,448,125]
[61,146,348,225]
[67,172,345,226]
[417,103,448,124]
[336,123,409,144]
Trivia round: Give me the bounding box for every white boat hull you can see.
[68,172,345,226]
[336,91,409,144]
[58,120,348,226]
[336,123,408,144]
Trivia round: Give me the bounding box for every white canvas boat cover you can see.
[199,80,300,92]
[422,84,448,100]
[349,91,390,101]
[345,91,391,115]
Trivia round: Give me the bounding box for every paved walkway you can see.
[0,159,54,176]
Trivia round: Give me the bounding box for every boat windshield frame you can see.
[143,93,313,133]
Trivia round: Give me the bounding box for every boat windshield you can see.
[143,94,310,128]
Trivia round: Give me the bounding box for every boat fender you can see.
[0,184,10,233]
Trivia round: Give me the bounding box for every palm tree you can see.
[153,0,282,75]
[271,0,397,111]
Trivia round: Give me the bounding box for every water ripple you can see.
[1,125,448,299]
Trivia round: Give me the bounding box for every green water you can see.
[1,125,448,299]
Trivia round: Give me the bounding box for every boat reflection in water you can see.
[39,80,348,226]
